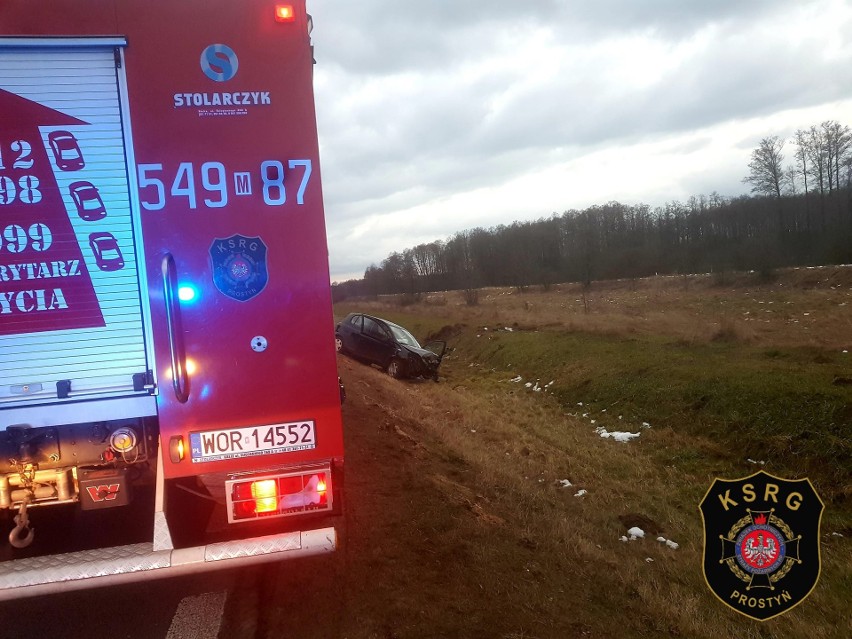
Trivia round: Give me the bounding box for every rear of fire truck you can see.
[0,0,344,599]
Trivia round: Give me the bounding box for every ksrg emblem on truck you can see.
[698,470,823,621]
[210,234,268,301]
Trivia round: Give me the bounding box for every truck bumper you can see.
[0,526,335,601]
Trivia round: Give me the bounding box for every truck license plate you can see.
[189,421,316,463]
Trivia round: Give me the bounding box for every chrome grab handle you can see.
[161,253,190,403]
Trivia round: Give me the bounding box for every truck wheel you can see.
[387,359,404,379]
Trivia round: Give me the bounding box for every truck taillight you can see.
[274,4,295,22]
[169,436,185,463]
[251,479,278,513]
[226,468,332,523]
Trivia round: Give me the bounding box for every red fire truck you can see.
[0,0,344,599]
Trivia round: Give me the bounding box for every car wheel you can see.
[335,335,344,353]
[387,359,404,379]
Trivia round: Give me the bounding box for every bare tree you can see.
[806,125,827,197]
[793,129,811,196]
[743,136,787,198]
[821,120,852,191]
[784,165,798,195]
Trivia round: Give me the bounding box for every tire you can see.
[386,359,404,379]
[335,335,344,353]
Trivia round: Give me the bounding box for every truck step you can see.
[0,527,335,599]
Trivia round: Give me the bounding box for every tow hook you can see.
[9,498,34,549]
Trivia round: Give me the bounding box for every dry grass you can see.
[350,361,851,638]
[345,265,852,350]
[333,266,852,638]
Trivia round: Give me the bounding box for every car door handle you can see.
[161,253,190,403]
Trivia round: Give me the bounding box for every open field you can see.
[321,267,851,638]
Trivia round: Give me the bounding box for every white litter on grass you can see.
[574,489,588,497]
[470,429,477,433]
[832,532,844,537]
[656,536,680,549]
[509,375,523,383]
[627,527,645,540]
[546,381,555,388]
[596,426,641,442]
[645,557,654,563]
[504,327,514,332]
[641,422,651,429]
[747,458,766,465]
[558,479,573,488]
[619,535,629,542]
[525,382,533,388]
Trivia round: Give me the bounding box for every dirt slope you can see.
[248,355,596,639]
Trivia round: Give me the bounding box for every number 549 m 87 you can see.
[137,160,312,211]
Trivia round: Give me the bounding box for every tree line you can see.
[333,120,852,300]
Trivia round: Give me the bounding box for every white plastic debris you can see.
[641,422,651,428]
[656,536,679,549]
[627,527,645,540]
[524,382,532,388]
[645,557,654,563]
[747,458,766,465]
[619,536,629,543]
[509,375,523,383]
[596,427,640,442]
[574,489,588,497]
[832,532,844,537]
[558,479,573,488]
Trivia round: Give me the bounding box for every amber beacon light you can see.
[274,4,295,22]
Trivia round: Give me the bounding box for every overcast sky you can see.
[309,0,852,282]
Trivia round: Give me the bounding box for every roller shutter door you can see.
[0,41,152,408]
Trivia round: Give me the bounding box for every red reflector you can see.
[275,5,295,22]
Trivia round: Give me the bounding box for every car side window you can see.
[362,317,387,340]
[348,314,362,330]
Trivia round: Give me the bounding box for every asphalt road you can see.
[0,563,265,639]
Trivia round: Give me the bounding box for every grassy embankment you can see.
[333,268,851,638]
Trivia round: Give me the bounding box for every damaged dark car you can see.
[335,313,446,380]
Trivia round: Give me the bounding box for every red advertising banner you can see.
[0,88,104,335]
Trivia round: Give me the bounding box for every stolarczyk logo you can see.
[699,470,823,621]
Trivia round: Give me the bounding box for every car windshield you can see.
[389,324,419,347]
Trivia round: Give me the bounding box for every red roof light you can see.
[275,5,295,22]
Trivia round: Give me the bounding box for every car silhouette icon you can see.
[88,232,124,271]
[48,130,85,171]
[69,181,106,220]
